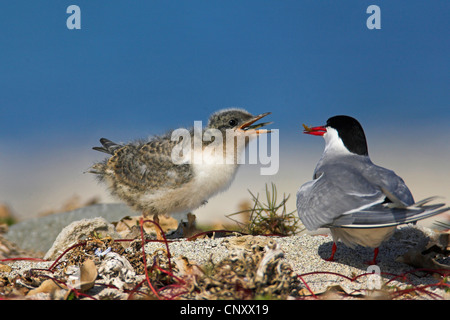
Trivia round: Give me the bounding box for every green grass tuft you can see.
[227,183,303,236]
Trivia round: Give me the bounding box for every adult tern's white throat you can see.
[296,115,449,264]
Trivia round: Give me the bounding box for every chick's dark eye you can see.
[228,119,238,126]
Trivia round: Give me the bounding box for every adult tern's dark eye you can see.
[228,119,238,126]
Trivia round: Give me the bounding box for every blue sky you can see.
[1,1,449,221]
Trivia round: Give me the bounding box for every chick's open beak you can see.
[238,112,272,134]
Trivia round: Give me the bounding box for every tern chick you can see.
[90,108,271,223]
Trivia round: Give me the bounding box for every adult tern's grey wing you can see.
[361,160,414,208]
[296,162,388,231]
[328,199,449,228]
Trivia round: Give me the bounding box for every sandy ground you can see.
[2,219,449,300]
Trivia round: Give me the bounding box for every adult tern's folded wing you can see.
[328,200,449,228]
[296,169,386,231]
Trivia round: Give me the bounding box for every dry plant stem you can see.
[139,217,161,299]
[297,269,450,300]
[49,242,87,271]
[140,218,173,273]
